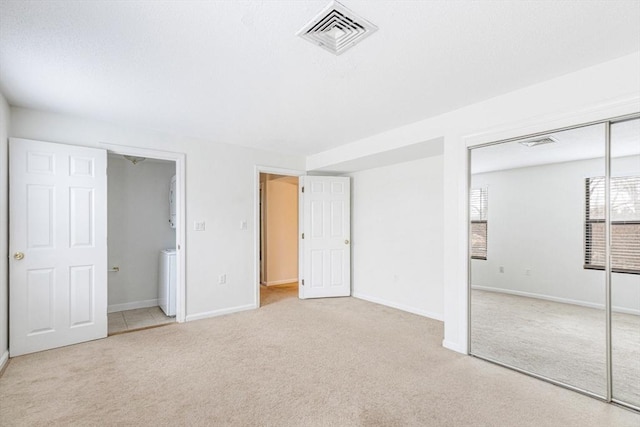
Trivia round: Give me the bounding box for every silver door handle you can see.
[344,240,350,245]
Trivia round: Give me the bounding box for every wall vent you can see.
[518,136,558,147]
[297,1,377,55]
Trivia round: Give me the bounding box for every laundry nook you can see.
[106,155,177,334]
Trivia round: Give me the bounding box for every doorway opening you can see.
[106,153,177,335]
[259,172,300,307]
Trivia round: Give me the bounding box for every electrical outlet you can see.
[194,221,205,231]
[240,220,247,230]
[218,274,226,285]
[499,266,504,273]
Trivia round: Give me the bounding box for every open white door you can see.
[299,176,351,299]
[9,138,108,356]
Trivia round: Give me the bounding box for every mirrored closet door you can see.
[610,117,640,408]
[469,115,639,410]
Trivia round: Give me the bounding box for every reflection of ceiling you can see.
[471,119,640,174]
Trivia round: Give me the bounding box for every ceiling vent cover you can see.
[518,136,558,147]
[297,1,378,55]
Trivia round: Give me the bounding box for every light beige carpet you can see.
[0,284,638,426]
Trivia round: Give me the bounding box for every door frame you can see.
[253,166,305,308]
[100,142,187,323]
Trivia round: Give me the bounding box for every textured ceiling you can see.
[1,1,639,156]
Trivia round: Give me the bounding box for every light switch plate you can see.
[194,221,205,231]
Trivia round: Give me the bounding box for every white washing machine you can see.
[159,249,176,317]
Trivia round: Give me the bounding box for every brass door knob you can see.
[344,239,350,245]
[14,252,24,260]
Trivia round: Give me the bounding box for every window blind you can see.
[470,187,488,260]
[585,176,640,273]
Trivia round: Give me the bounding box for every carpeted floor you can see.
[0,284,638,426]
[471,289,640,406]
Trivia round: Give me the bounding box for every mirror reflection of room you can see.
[610,118,640,408]
[469,118,640,407]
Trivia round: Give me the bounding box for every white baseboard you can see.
[0,350,9,373]
[108,299,159,313]
[472,285,640,316]
[263,279,298,286]
[442,339,467,354]
[185,304,255,322]
[352,292,444,321]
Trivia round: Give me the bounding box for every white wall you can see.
[263,177,298,285]
[9,107,305,321]
[0,92,9,368]
[107,156,176,311]
[4,54,639,355]
[471,156,640,314]
[350,156,444,320]
[308,52,640,353]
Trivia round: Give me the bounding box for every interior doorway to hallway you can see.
[259,173,299,306]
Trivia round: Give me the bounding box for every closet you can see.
[468,115,640,410]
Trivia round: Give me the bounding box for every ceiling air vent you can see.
[297,1,378,55]
[518,136,558,148]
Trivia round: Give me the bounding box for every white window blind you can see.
[470,187,488,260]
[585,176,640,273]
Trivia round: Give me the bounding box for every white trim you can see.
[99,142,187,323]
[263,279,299,286]
[107,299,159,313]
[472,285,640,316]
[254,165,305,309]
[0,350,8,372]
[185,304,255,322]
[442,340,466,353]
[298,176,305,300]
[352,292,444,321]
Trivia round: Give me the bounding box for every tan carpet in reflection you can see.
[1,287,638,426]
[471,289,640,406]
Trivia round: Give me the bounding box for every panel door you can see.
[300,176,351,299]
[9,138,107,356]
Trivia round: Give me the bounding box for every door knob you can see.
[344,239,350,245]
[14,252,24,260]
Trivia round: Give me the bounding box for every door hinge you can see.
[301,186,304,193]
[301,279,305,286]
[301,233,304,239]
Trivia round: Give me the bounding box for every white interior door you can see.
[9,138,108,356]
[299,176,351,299]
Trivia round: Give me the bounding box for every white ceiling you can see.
[1,1,639,157]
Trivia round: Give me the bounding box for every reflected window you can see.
[470,187,488,260]
[585,176,640,273]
